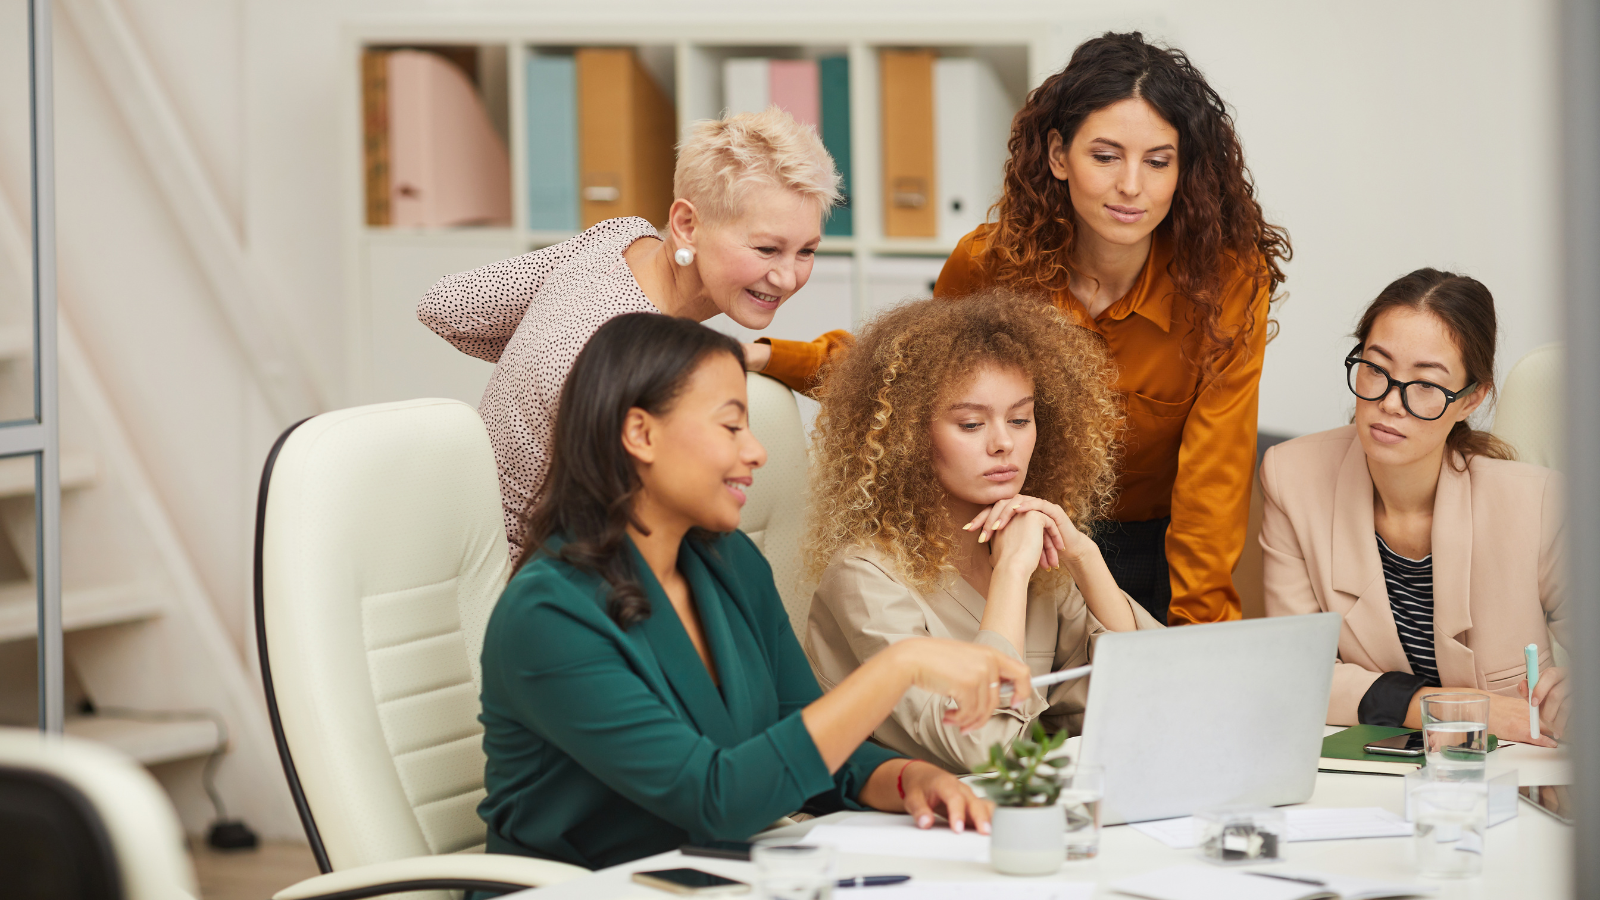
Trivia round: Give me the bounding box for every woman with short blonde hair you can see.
[803,291,1163,773]
[419,108,850,553]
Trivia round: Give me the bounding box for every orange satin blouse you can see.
[762,225,1268,625]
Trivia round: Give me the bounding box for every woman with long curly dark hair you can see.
[935,32,1291,626]
[761,33,1290,626]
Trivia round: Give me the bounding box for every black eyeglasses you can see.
[1344,349,1476,421]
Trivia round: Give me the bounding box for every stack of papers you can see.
[805,815,989,862]
[1111,865,1433,900]
[1130,808,1414,849]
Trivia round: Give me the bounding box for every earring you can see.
[674,247,695,266]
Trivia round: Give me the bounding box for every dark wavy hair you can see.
[981,31,1292,375]
[1353,268,1515,469]
[514,312,745,628]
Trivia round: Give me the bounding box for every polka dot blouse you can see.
[417,217,661,556]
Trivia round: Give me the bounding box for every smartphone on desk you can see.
[1364,733,1426,757]
[681,841,753,861]
[632,868,751,896]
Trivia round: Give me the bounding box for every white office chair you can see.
[1489,343,1568,666]
[0,726,197,900]
[739,373,815,640]
[254,398,586,900]
[1492,342,1563,471]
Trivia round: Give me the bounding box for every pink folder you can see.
[768,60,820,130]
[388,50,513,227]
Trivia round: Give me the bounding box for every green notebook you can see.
[1320,725,1498,776]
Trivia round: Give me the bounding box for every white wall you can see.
[0,0,1562,658]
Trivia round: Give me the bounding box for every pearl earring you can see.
[674,247,695,266]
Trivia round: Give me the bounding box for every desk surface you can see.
[507,737,1572,900]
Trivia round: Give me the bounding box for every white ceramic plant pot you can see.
[989,804,1064,876]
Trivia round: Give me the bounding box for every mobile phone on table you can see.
[680,840,753,861]
[1364,732,1426,756]
[632,868,751,895]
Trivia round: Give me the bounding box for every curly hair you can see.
[981,32,1292,376]
[805,291,1123,588]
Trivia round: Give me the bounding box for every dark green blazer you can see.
[478,530,900,869]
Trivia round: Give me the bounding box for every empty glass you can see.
[1420,692,1490,782]
[1059,763,1104,861]
[752,842,835,900]
[1410,771,1488,878]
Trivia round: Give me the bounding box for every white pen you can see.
[1525,643,1541,740]
[998,664,1092,705]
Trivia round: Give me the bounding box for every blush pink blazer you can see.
[1260,425,1566,725]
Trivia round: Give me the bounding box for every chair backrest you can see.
[1492,342,1563,471]
[738,373,814,639]
[255,399,511,874]
[0,727,197,900]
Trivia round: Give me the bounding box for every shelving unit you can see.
[344,20,1059,406]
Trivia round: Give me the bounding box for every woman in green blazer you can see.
[479,313,1029,870]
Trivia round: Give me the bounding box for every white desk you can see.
[507,738,1572,900]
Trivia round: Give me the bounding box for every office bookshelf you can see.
[344,19,1055,406]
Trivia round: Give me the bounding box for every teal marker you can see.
[1525,643,1541,739]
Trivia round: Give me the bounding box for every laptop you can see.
[1076,612,1341,825]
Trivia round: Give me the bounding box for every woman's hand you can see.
[964,495,1095,571]
[741,342,771,372]
[1487,692,1559,748]
[899,759,994,834]
[1520,666,1571,741]
[887,639,1031,734]
[987,509,1050,576]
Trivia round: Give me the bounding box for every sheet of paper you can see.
[1111,865,1434,900]
[1130,807,1414,849]
[804,816,990,862]
[868,881,1093,900]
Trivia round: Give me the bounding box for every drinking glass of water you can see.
[752,842,835,900]
[1410,771,1488,878]
[1059,763,1104,861]
[1420,692,1489,781]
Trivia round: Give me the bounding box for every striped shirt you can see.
[1376,534,1441,686]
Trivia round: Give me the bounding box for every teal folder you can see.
[526,54,579,232]
[819,56,852,237]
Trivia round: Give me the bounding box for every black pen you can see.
[836,875,912,888]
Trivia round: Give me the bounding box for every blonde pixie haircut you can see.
[674,107,842,222]
[806,291,1124,589]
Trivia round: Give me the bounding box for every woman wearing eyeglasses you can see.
[1261,269,1566,745]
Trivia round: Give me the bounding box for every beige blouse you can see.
[417,217,660,555]
[805,546,1163,773]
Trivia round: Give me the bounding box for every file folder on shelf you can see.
[362,49,391,226]
[819,56,852,237]
[934,57,1015,243]
[386,49,513,228]
[880,49,938,238]
[577,48,677,229]
[723,58,770,116]
[525,53,580,232]
[768,59,820,129]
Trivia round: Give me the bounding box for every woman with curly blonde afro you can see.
[803,291,1164,773]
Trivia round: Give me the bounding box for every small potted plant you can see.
[970,722,1072,876]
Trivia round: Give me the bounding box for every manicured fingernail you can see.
[1012,504,1021,511]
[918,815,933,829]
[978,821,991,835]
[979,531,989,543]
[953,820,964,833]
[962,523,973,530]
